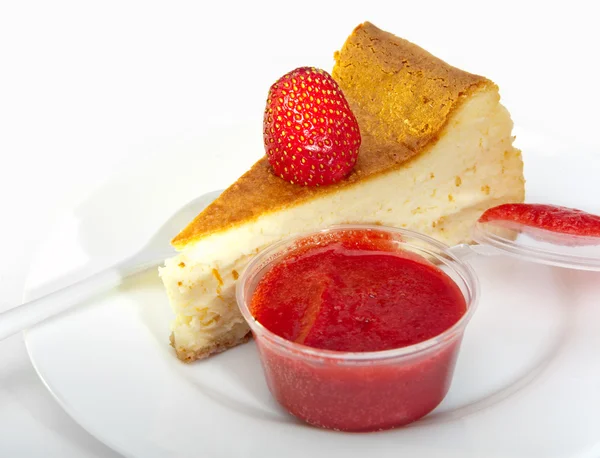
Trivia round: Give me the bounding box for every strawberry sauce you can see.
[248,230,468,431]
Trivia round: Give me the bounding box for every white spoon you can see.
[0,190,222,341]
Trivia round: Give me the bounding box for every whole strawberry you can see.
[263,67,361,186]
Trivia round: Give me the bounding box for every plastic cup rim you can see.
[236,224,480,363]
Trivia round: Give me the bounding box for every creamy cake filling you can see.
[159,89,524,361]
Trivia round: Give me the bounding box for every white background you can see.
[1,1,599,456]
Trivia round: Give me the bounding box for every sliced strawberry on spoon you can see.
[479,203,600,238]
[263,67,361,186]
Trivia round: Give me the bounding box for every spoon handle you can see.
[0,267,123,341]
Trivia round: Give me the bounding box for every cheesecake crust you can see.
[170,331,252,363]
[172,22,494,249]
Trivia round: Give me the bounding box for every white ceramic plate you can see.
[24,126,600,458]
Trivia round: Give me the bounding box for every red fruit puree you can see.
[249,230,468,431]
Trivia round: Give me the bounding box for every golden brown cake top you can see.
[172,22,494,249]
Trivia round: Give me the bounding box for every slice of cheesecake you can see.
[159,22,525,362]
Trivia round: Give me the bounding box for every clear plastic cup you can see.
[236,225,479,432]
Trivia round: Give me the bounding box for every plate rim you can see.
[21,129,600,457]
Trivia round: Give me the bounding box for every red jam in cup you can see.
[236,226,479,432]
